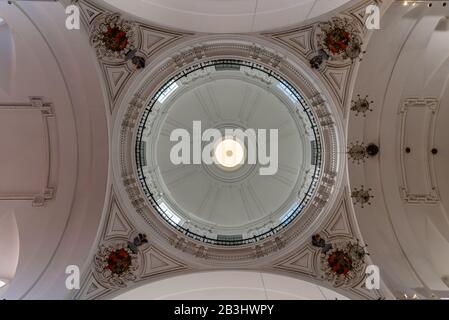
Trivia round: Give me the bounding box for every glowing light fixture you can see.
[214,138,245,170]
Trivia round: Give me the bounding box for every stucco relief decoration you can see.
[312,234,333,253]
[320,18,364,61]
[321,241,368,287]
[94,234,148,287]
[90,13,137,61]
[311,17,364,69]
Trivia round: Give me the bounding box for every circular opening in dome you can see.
[136,59,322,246]
[214,137,245,171]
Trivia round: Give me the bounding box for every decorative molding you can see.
[117,37,343,263]
[0,97,56,207]
[74,0,103,25]
[103,195,135,240]
[101,63,133,105]
[76,0,188,112]
[140,246,186,279]
[71,0,385,300]
[89,13,138,61]
[273,245,319,277]
[75,189,189,299]
[93,241,140,288]
[320,240,368,288]
[321,63,353,108]
[262,0,383,114]
[399,98,440,204]
[323,198,356,239]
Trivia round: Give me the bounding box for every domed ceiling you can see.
[5,0,449,302]
[70,0,374,300]
[137,60,321,245]
[3,0,412,301]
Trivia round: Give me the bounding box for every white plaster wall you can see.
[0,1,109,299]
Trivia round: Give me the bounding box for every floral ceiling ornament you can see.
[90,13,137,60]
[321,240,369,287]
[317,17,364,62]
[351,95,374,117]
[351,186,373,208]
[94,234,148,287]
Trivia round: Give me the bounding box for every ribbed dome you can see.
[137,60,322,244]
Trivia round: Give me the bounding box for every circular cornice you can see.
[114,35,345,265]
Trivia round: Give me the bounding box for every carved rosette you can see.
[321,241,367,287]
[317,17,364,62]
[90,13,137,61]
[94,242,139,288]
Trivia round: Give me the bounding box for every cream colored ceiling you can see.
[7,0,449,301]
[0,1,109,299]
[114,271,349,300]
[349,2,449,299]
[101,0,352,33]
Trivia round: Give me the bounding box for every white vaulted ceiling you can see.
[7,0,449,301]
[0,1,109,299]
[101,0,352,33]
[349,2,449,299]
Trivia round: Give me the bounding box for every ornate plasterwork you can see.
[94,242,139,288]
[89,13,137,61]
[72,0,387,300]
[0,97,56,207]
[116,36,344,265]
[269,196,383,299]
[399,98,440,204]
[74,189,190,300]
[75,0,189,111]
[317,17,365,63]
[320,240,368,288]
[262,0,381,114]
